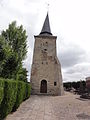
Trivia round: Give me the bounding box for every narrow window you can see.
[44,49,47,51]
[54,82,57,86]
[46,42,48,46]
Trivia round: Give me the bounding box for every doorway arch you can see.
[40,80,47,93]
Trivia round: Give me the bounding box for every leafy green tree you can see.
[17,67,28,82]
[0,21,28,82]
[2,21,27,62]
[0,36,11,76]
[0,36,6,61]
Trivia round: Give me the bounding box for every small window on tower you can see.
[46,42,48,45]
[54,82,57,86]
[43,42,48,46]
[44,49,47,51]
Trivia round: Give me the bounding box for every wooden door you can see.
[40,80,47,93]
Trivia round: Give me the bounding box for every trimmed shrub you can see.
[0,79,4,88]
[0,78,31,119]
[0,79,5,105]
[25,83,31,99]
[23,83,31,101]
[0,88,4,105]
[0,80,17,119]
[13,81,26,111]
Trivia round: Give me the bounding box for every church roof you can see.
[40,13,52,35]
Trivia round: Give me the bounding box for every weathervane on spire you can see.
[46,2,50,12]
[40,3,52,35]
[47,3,49,12]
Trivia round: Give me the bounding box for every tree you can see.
[86,80,90,95]
[17,67,28,82]
[2,21,27,62]
[0,21,28,81]
[0,36,12,77]
[0,36,6,75]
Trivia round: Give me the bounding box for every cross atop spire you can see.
[40,13,52,35]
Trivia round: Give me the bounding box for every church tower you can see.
[30,13,64,95]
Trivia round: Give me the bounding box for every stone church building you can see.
[30,13,64,95]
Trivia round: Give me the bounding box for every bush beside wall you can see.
[0,79,4,88]
[13,81,26,111]
[0,79,4,105]
[25,83,31,99]
[0,79,31,120]
[0,88,4,105]
[0,80,17,119]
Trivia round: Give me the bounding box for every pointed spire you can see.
[40,13,52,35]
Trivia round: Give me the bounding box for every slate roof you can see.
[40,13,52,35]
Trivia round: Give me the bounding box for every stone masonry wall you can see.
[30,35,64,95]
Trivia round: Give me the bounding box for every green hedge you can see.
[0,79,4,88]
[13,81,26,111]
[0,79,4,105]
[25,83,31,99]
[0,79,31,119]
[0,80,17,119]
[0,88,4,105]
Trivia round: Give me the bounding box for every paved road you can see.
[5,92,90,120]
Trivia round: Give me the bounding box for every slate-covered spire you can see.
[40,13,52,35]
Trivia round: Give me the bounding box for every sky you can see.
[0,0,90,82]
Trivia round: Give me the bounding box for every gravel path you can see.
[5,92,90,120]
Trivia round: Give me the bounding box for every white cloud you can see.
[63,62,90,82]
[0,0,90,82]
[58,44,86,68]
